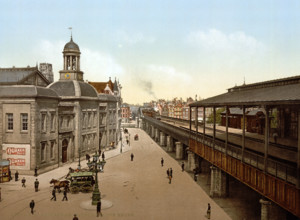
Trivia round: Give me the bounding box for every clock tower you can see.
[59,36,84,81]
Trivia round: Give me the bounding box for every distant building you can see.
[121,103,131,122]
[39,63,54,83]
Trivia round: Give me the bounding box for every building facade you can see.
[0,37,121,174]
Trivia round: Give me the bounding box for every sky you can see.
[1,1,300,105]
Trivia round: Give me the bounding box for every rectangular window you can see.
[41,142,46,162]
[7,113,13,131]
[21,113,28,131]
[41,113,47,132]
[93,112,97,127]
[88,112,91,127]
[50,141,55,159]
[50,113,55,131]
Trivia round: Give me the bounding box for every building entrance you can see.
[62,139,68,163]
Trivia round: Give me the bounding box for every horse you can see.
[50,179,69,193]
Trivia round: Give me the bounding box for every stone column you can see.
[187,151,196,172]
[166,136,174,152]
[175,142,183,159]
[260,199,286,220]
[155,128,160,142]
[160,132,166,146]
[210,166,228,197]
[151,126,155,138]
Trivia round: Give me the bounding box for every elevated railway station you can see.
[141,75,300,219]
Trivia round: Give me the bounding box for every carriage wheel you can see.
[70,186,80,194]
[80,184,93,193]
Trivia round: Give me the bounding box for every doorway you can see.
[62,139,68,163]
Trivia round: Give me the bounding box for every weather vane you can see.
[68,27,72,38]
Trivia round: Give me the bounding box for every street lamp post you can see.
[87,151,106,205]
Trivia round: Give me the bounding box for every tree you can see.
[207,108,225,125]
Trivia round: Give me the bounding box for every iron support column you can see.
[242,106,245,162]
[213,107,216,150]
[225,106,229,155]
[297,109,300,188]
[264,106,269,172]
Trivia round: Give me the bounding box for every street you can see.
[0,128,231,220]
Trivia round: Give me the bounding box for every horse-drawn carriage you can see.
[67,171,95,194]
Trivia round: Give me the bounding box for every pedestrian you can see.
[34,166,38,177]
[168,175,172,184]
[34,179,39,192]
[86,154,90,161]
[194,173,197,182]
[130,153,134,161]
[62,188,68,201]
[9,169,12,181]
[51,188,56,201]
[73,214,79,220]
[96,200,102,217]
[126,139,129,145]
[206,203,211,219]
[102,152,105,161]
[29,200,35,214]
[22,177,26,187]
[170,168,173,178]
[15,170,19,181]
[161,158,164,167]
[166,168,170,177]
[181,162,185,171]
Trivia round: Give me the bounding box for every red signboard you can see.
[6,147,26,155]
[7,158,26,166]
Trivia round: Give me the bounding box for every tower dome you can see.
[63,36,80,51]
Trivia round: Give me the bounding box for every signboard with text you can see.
[2,144,30,170]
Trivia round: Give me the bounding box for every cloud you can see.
[186,29,265,55]
[114,30,155,45]
[33,40,124,82]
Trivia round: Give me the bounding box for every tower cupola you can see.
[59,36,84,81]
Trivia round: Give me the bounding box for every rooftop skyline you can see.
[1,1,300,104]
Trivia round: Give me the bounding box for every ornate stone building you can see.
[0,37,121,174]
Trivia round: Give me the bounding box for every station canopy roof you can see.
[190,75,300,107]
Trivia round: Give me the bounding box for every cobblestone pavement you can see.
[0,128,231,220]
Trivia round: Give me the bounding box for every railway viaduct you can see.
[140,75,300,220]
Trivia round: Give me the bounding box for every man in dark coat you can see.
[34,179,39,192]
[51,189,56,201]
[62,188,68,201]
[170,168,173,178]
[9,169,12,180]
[181,162,185,172]
[73,214,79,220]
[206,203,211,219]
[22,177,26,187]
[15,171,19,181]
[29,200,35,214]
[102,152,105,161]
[167,169,170,177]
[130,153,134,161]
[96,200,102,217]
[161,158,164,167]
